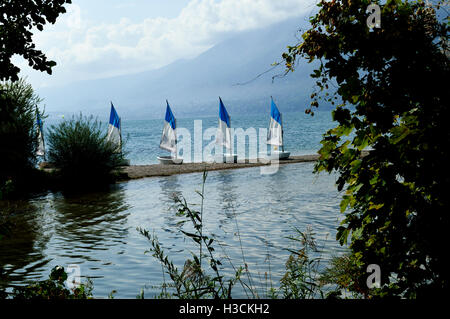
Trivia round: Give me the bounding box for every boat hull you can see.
[215,154,238,163]
[259,151,290,160]
[157,156,183,165]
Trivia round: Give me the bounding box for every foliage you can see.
[9,266,93,299]
[320,253,369,298]
[276,227,325,299]
[0,0,72,82]
[0,179,14,200]
[47,114,125,188]
[0,79,43,188]
[138,171,244,299]
[282,0,449,297]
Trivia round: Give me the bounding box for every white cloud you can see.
[21,0,314,88]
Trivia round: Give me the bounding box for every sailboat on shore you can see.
[107,102,130,165]
[261,97,290,160]
[215,97,237,163]
[157,100,183,165]
[36,108,45,160]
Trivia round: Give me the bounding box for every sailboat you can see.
[36,108,45,159]
[157,100,183,165]
[261,97,290,160]
[107,102,130,165]
[215,97,237,163]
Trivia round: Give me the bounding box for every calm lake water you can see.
[0,162,347,298]
[1,110,348,298]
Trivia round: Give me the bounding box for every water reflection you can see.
[50,185,130,263]
[0,199,51,288]
[0,163,346,298]
[216,171,238,213]
[157,175,184,250]
[0,184,131,293]
[263,166,292,219]
[158,175,182,212]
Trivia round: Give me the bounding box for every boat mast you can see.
[280,112,284,152]
[174,116,177,159]
[119,116,123,155]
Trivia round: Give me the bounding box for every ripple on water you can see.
[0,162,347,298]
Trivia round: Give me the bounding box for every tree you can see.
[0,0,72,82]
[0,78,43,183]
[283,0,449,297]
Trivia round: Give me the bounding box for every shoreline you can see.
[118,154,320,181]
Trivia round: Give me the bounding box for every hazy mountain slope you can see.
[38,17,318,119]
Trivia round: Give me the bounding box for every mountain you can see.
[37,17,319,120]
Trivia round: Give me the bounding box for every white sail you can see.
[160,121,177,153]
[216,118,232,150]
[267,117,283,146]
[36,129,45,156]
[36,110,45,157]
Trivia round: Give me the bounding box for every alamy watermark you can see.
[366,264,381,289]
[170,120,282,175]
[66,264,81,289]
[367,4,381,29]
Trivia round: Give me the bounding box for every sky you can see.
[15,0,316,89]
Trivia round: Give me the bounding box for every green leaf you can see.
[340,195,351,213]
[390,126,410,145]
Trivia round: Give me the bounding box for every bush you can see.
[0,79,42,186]
[10,266,93,299]
[47,114,125,188]
[319,253,369,299]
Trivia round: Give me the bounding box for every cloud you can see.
[23,0,314,87]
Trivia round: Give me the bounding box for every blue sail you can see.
[164,100,176,130]
[109,102,121,130]
[270,97,282,125]
[219,97,231,128]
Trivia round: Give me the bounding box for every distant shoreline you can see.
[118,154,321,181]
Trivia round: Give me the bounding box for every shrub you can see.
[47,114,125,188]
[10,266,93,299]
[0,79,42,186]
[319,253,369,299]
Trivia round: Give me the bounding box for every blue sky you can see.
[16,0,314,88]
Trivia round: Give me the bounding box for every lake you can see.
[0,161,348,298]
[0,111,348,298]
